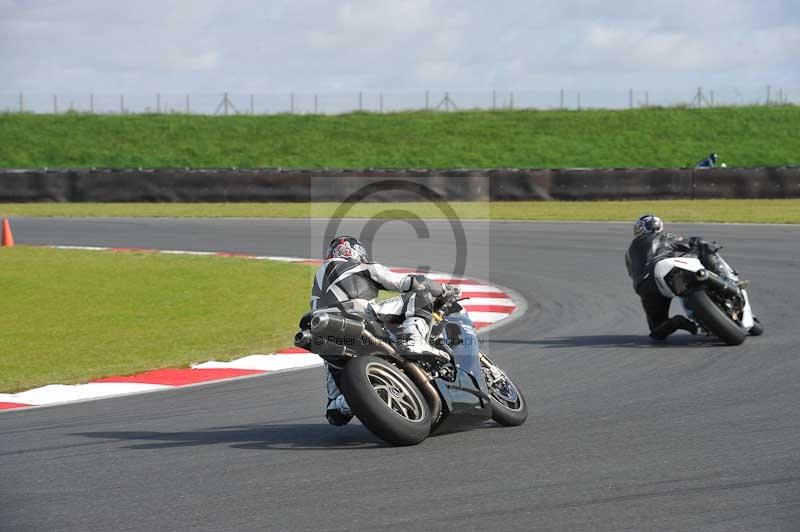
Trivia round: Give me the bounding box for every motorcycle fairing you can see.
[740,289,755,329]
[431,311,492,430]
[654,257,704,298]
[657,256,756,331]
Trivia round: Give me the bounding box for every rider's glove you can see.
[440,284,460,302]
[408,275,444,297]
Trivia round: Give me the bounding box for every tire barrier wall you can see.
[1,167,798,202]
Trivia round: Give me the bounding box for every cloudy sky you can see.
[1,0,798,103]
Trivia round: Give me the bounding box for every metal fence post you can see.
[15,86,782,114]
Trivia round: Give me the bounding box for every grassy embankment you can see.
[1,106,798,168]
[2,106,797,223]
[0,247,314,392]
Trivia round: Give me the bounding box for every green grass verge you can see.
[2,199,800,223]
[1,106,798,168]
[0,247,315,392]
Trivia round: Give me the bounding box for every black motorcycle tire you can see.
[339,356,432,446]
[686,290,747,346]
[490,382,528,426]
[482,360,528,426]
[749,317,765,336]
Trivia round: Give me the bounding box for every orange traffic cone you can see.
[1,218,14,247]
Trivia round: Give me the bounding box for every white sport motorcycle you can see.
[653,253,764,345]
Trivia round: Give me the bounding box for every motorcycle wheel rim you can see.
[490,376,523,412]
[365,362,426,422]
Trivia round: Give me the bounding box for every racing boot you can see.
[326,395,353,426]
[650,315,698,341]
[398,317,451,363]
[325,364,353,426]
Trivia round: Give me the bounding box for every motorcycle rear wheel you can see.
[340,356,431,446]
[686,290,747,346]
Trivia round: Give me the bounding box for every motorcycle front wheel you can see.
[749,317,765,336]
[339,356,432,446]
[480,354,528,427]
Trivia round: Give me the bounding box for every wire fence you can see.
[1,86,796,115]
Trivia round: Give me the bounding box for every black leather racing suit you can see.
[625,233,723,339]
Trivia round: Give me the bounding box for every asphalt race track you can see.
[3,217,800,532]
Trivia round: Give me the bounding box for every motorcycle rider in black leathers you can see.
[312,236,454,426]
[625,214,730,341]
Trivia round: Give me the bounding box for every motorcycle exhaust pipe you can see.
[400,359,444,424]
[696,269,740,298]
[301,314,384,359]
[310,313,365,338]
[294,330,312,348]
[360,329,399,359]
[294,329,348,358]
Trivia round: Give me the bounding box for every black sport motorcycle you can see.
[294,288,527,446]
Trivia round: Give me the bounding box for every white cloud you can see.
[0,0,797,108]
